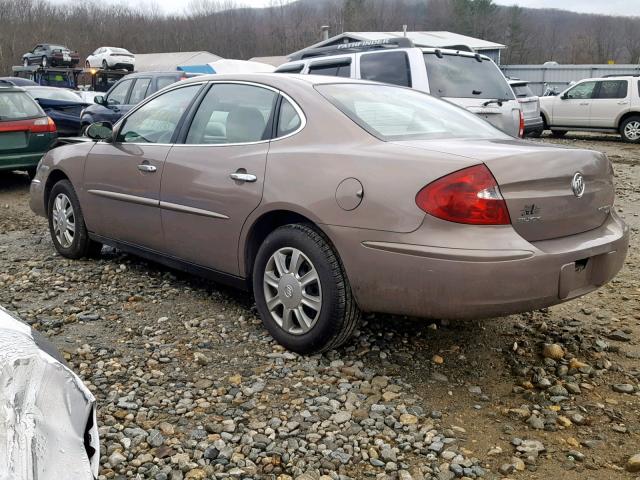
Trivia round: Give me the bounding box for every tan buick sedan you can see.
[30,74,629,353]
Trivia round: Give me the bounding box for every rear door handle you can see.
[618,101,629,105]
[137,164,157,173]
[230,172,257,182]
[579,102,590,106]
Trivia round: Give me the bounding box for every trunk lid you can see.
[393,138,615,241]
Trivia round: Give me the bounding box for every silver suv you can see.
[277,38,523,137]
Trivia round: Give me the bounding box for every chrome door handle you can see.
[137,164,157,173]
[230,172,257,182]
[618,101,629,105]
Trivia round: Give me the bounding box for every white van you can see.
[277,38,523,137]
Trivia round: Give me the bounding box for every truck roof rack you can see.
[602,73,640,78]
[289,37,414,61]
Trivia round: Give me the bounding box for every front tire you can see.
[551,130,567,138]
[41,56,48,67]
[47,180,102,259]
[620,116,640,143]
[102,60,108,70]
[23,58,29,67]
[85,60,90,68]
[252,224,360,354]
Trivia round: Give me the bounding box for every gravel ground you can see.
[0,133,639,480]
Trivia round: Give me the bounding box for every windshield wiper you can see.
[482,98,509,107]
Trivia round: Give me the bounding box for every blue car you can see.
[23,86,89,136]
[79,71,200,131]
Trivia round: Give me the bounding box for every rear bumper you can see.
[524,116,544,133]
[109,62,134,70]
[0,151,45,171]
[323,212,629,319]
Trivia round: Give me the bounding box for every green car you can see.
[0,84,57,177]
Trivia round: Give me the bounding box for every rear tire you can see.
[551,130,567,138]
[620,116,640,143]
[252,224,360,354]
[47,180,102,259]
[23,58,29,67]
[102,60,108,70]
[85,60,90,68]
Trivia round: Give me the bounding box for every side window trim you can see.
[173,81,305,146]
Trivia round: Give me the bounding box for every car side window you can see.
[129,78,151,105]
[565,81,596,100]
[276,97,302,137]
[106,79,133,105]
[185,83,277,144]
[308,61,351,78]
[595,80,628,99]
[360,51,411,87]
[156,76,178,92]
[117,85,200,144]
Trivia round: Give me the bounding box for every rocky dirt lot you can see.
[0,133,638,480]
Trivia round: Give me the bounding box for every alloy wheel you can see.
[52,193,75,248]
[263,247,322,335]
[624,121,640,141]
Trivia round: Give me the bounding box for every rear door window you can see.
[308,60,351,78]
[129,78,152,105]
[423,53,514,100]
[185,83,277,144]
[0,92,43,120]
[595,80,628,99]
[360,51,411,87]
[156,76,178,92]
[107,79,133,105]
[276,97,302,137]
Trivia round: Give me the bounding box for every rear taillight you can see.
[518,110,525,138]
[32,117,57,133]
[0,117,56,134]
[416,164,511,225]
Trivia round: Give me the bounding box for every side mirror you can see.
[94,95,105,105]
[560,93,568,100]
[85,121,113,141]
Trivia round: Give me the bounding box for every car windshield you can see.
[316,83,508,141]
[0,91,43,120]
[511,84,534,98]
[27,88,81,102]
[423,53,514,100]
[39,72,75,88]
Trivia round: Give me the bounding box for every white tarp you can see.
[208,59,275,74]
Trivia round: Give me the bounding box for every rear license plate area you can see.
[0,131,27,149]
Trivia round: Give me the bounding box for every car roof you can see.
[123,71,197,78]
[0,84,26,93]
[179,72,382,89]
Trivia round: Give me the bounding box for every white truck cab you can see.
[277,38,523,138]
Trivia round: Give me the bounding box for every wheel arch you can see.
[618,111,640,131]
[241,208,333,281]
[44,169,71,209]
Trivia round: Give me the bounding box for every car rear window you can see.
[111,48,130,54]
[511,84,534,98]
[423,53,514,100]
[156,76,179,91]
[0,91,43,120]
[27,88,81,102]
[360,51,411,87]
[316,83,506,141]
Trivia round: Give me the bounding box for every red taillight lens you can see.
[31,117,57,133]
[0,117,56,134]
[519,110,525,138]
[415,164,511,225]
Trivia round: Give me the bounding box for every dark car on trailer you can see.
[22,44,80,68]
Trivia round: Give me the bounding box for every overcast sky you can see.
[50,0,640,16]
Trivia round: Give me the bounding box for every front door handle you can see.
[137,164,157,173]
[230,172,257,182]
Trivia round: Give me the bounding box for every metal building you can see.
[133,51,222,72]
[289,31,506,64]
[501,64,640,95]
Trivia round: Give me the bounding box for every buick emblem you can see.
[571,172,585,198]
